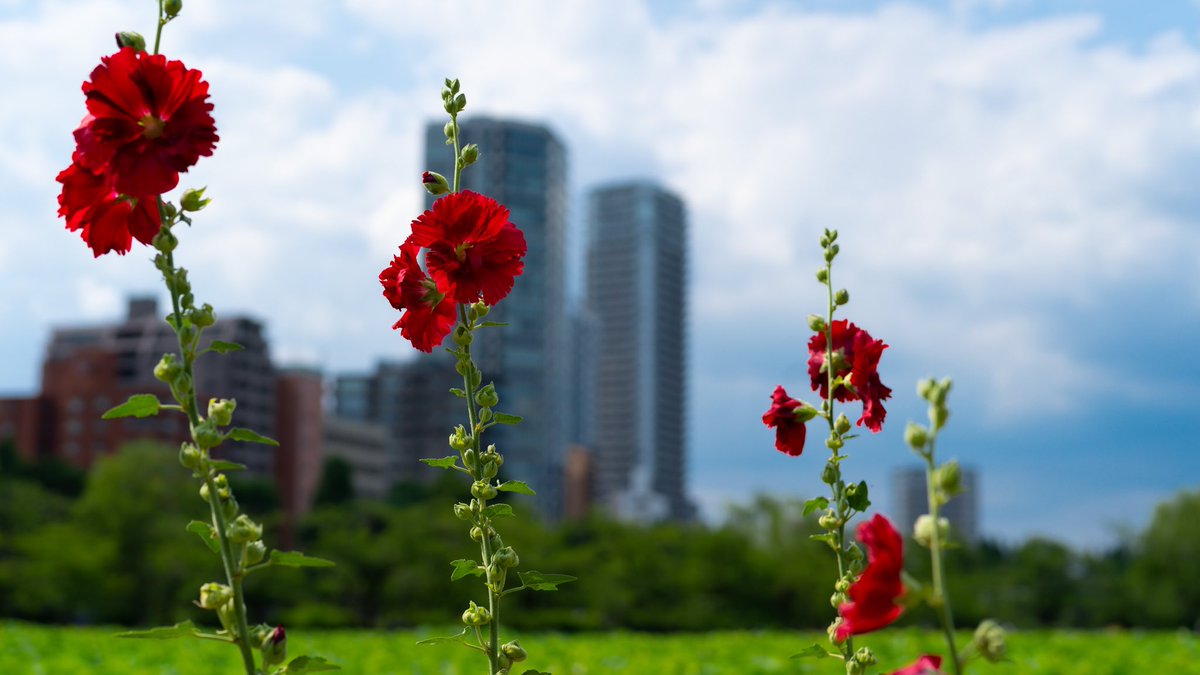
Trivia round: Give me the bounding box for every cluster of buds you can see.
[846,647,877,675]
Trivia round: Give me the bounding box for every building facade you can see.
[422,117,569,514]
[586,181,691,522]
[892,466,980,543]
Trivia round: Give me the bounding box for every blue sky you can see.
[2,0,1198,549]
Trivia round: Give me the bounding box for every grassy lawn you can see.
[1,622,1196,674]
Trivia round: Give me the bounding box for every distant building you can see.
[323,417,392,500]
[565,306,598,448]
[274,368,325,523]
[586,181,692,522]
[423,117,569,514]
[892,466,980,543]
[563,445,596,520]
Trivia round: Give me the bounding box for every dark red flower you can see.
[408,191,526,305]
[836,514,904,641]
[56,161,160,257]
[807,319,892,432]
[762,385,810,457]
[379,240,457,353]
[74,47,217,196]
[889,655,943,675]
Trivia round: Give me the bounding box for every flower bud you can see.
[449,425,471,451]
[834,289,849,306]
[818,510,839,529]
[973,619,1007,662]
[453,324,473,346]
[821,461,838,485]
[179,443,201,470]
[453,503,472,521]
[179,322,198,348]
[455,93,466,112]
[834,578,851,593]
[246,540,267,565]
[930,404,949,431]
[462,448,477,470]
[222,494,238,521]
[497,654,512,671]
[834,413,851,435]
[461,601,491,626]
[481,461,499,480]
[917,378,936,402]
[229,514,262,544]
[471,481,498,501]
[192,303,216,328]
[194,422,222,451]
[824,243,840,262]
[181,186,210,212]
[493,546,519,569]
[853,647,876,666]
[470,301,489,320]
[443,122,456,140]
[164,0,183,18]
[807,314,826,332]
[461,143,480,166]
[815,267,829,284]
[934,459,963,498]
[198,582,232,610]
[152,227,178,253]
[207,398,236,427]
[825,436,843,451]
[475,383,499,408]
[470,526,484,542]
[914,514,950,548]
[422,171,451,196]
[261,625,287,668]
[827,618,846,644]
[904,422,929,450]
[154,353,182,383]
[502,641,527,662]
[114,31,146,52]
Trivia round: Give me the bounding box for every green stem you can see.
[823,260,853,659]
[925,438,962,675]
[451,113,463,194]
[152,0,164,55]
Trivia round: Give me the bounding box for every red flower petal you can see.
[762,385,808,457]
[889,655,943,675]
[379,241,456,353]
[808,319,891,432]
[57,161,160,257]
[836,514,905,640]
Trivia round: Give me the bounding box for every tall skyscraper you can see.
[422,117,569,514]
[892,466,980,543]
[586,181,691,522]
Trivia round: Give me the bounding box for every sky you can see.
[2,0,1199,549]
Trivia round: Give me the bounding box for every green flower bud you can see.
[834,413,851,435]
[501,641,527,662]
[497,653,512,671]
[246,540,267,565]
[178,443,201,470]
[834,288,850,306]
[914,514,950,548]
[934,459,963,498]
[830,591,844,608]
[179,322,198,348]
[461,143,480,166]
[847,659,866,675]
[461,601,491,626]
[825,436,844,451]
[973,619,1007,662]
[192,303,216,328]
[475,383,499,408]
[462,448,477,470]
[449,425,471,451]
[827,618,846,644]
[228,514,262,544]
[421,171,450,196]
[834,578,851,593]
[152,226,178,253]
[453,324,473,346]
[181,186,210,212]
[154,353,182,383]
[493,546,519,569]
[904,422,929,450]
[443,122,456,140]
[818,511,839,529]
[824,243,840,262]
[222,494,239,521]
[930,405,949,431]
[198,582,232,610]
[816,267,829,284]
[807,314,827,332]
[164,0,183,18]
[453,503,472,521]
[455,93,466,112]
[114,31,146,52]
[471,481,498,500]
[481,461,499,480]
[207,398,236,427]
[853,647,876,666]
[917,378,936,402]
[470,301,489,320]
[194,422,222,451]
[821,461,838,485]
[470,526,484,542]
[455,358,473,377]
[260,625,287,668]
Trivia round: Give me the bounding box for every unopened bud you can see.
[917,378,936,402]
[853,647,876,666]
[443,122,456,139]
[207,398,236,427]
[493,546,519,568]
[470,526,484,542]
[930,405,949,431]
[475,383,499,408]
[471,301,489,320]
[461,601,491,626]
[181,186,209,212]
[463,448,477,470]
[198,582,232,610]
[453,503,472,521]
[471,481,498,501]
[904,422,929,450]
[193,422,222,451]
[834,289,849,306]
[163,0,183,18]
[192,303,216,328]
[449,426,471,451]
[934,459,963,498]
[178,443,201,470]
[807,314,826,332]
[453,325,473,346]
[834,413,851,435]
[421,171,450,196]
[501,641,527,662]
[821,461,838,485]
[115,31,146,52]
[914,514,950,548]
[154,353,182,383]
[816,267,829,284]
[818,510,839,529]
[261,625,287,668]
[973,619,1007,662]
[228,514,262,544]
[461,143,480,166]
[152,227,178,253]
[246,540,267,565]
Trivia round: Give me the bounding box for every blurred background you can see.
[2,0,1199,631]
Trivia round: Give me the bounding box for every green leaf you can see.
[420,456,461,470]
[518,570,577,591]
[280,655,340,673]
[417,628,470,646]
[478,321,510,327]
[846,480,870,511]
[116,620,200,639]
[449,388,467,398]
[185,520,220,554]
[803,497,829,516]
[101,394,160,420]
[791,644,838,660]
[492,413,522,425]
[483,504,514,518]
[450,558,484,581]
[208,340,244,354]
[208,460,246,472]
[497,480,536,496]
[227,428,279,446]
[521,671,552,675]
[269,550,335,568]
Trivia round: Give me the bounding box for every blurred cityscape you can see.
[0,116,696,528]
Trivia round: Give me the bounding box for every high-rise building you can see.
[586,181,691,522]
[892,466,980,543]
[274,368,325,524]
[423,117,569,514]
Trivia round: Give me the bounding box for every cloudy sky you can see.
[2,0,1198,549]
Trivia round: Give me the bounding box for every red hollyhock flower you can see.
[836,514,904,641]
[807,319,892,432]
[379,240,457,353]
[762,385,810,457]
[409,191,526,305]
[56,161,160,257]
[74,47,217,196]
[890,655,943,675]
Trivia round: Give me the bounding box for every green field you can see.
[1,622,1196,674]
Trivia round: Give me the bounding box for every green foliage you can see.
[313,458,355,507]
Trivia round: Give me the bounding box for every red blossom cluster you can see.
[837,514,905,641]
[380,191,526,352]
[56,47,217,256]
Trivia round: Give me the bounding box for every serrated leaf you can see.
[185,520,220,554]
[483,504,514,518]
[208,340,244,354]
[450,558,484,581]
[208,460,246,472]
[449,388,467,398]
[518,570,577,591]
[227,428,279,446]
[116,620,200,639]
[803,497,829,516]
[417,628,470,646]
[420,456,461,470]
[492,413,522,425]
[280,655,340,673]
[269,550,335,568]
[101,394,160,420]
[846,480,870,511]
[791,644,837,659]
[497,480,536,495]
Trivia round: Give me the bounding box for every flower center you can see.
[421,278,445,307]
[454,243,471,261]
[139,114,165,140]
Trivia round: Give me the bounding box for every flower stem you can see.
[153,0,165,55]
[823,258,853,659]
[924,438,962,675]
